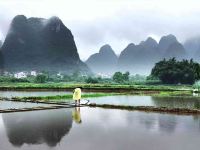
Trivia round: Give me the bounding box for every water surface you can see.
[0,108,200,150]
[0,101,55,109]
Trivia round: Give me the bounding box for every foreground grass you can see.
[0,82,193,92]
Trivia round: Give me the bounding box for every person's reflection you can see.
[72,107,82,124]
[2,109,73,147]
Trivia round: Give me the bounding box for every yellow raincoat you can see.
[73,88,81,100]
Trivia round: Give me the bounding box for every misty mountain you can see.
[184,36,200,60]
[86,44,118,74]
[0,52,3,75]
[0,41,3,74]
[117,35,186,74]
[86,35,187,75]
[118,37,160,74]
[158,34,178,55]
[164,42,186,59]
[0,15,89,74]
[0,40,2,48]
[184,37,200,54]
[158,34,186,59]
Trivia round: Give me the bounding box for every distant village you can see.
[3,71,64,79]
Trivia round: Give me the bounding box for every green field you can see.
[18,91,194,101]
[0,82,193,92]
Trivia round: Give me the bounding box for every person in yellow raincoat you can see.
[73,87,82,105]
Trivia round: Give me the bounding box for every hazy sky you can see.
[1,0,200,60]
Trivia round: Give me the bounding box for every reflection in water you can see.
[2,109,73,147]
[192,115,200,130]
[137,113,157,130]
[72,107,82,124]
[126,111,177,133]
[158,115,177,133]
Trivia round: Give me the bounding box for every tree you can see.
[113,72,124,83]
[85,77,99,83]
[113,71,130,83]
[123,71,130,81]
[34,74,47,83]
[150,58,200,84]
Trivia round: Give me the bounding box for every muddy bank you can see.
[89,103,200,115]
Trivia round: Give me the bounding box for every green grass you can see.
[13,93,119,101]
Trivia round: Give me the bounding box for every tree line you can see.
[1,58,200,85]
[149,58,200,84]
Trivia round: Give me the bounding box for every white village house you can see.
[14,72,27,78]
[14,71,37,79]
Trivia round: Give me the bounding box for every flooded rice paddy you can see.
[0,91,71,98]
[89,95,200,109]
[1,91,200,150]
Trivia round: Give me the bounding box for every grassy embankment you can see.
[10,93,119,102]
